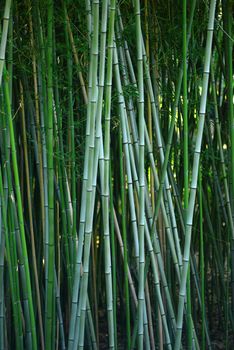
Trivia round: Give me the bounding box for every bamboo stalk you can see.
[175,1,216,347]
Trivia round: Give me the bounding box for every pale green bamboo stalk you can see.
[183,1,193,347]
[119,128,131,349]
[115,20,182,337]
[77,1,99,347]
[117,8,202,345]
[34,8,51,335]
[115,23,182,297]
[85,0,91,46]
[113,45,139,264]
[109,163,117,348]
[67,1,95,343]
[145,280,156,349]
[102,1,116,348]
[0,0,11,86]
[86,297,98,350]
[116,3,196,262]
[175,1,216,348]
[67,28,77,268]
[6,5,12,100]
[114,27,175,344]
[115,22,182,284]
[45,0,55,348]
[113,45,172,348]
[54,270,66,350]
[116,11,184,275]
[69,0,106,345]
[133,1,145,341]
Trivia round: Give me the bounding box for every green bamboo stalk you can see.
[28,0,45,245]
[20,81,44,349]
[109,162,117,348]
[0,165,23,349]
[183,1,193,347]
[3,69,37,348]
[53,57,73,292]
[63,4,88,104]
[133,0,145,342]
[143,0,196,233]
[116,8,192,279]
[114,37,175,346]
[34,5,50,286]
[223,0,234,318]
[113,44,139,268]
[66,22,77,268]
[59,6,75,274]
[114,42,173,347]
[175,1,216,347]
[45,0,55,348]
[116,16,182,286]
[6,4,12,100]
[77,1,99,347]
[119,128,131,349]
[0,201,4,349]
[199,165,205,350]
[0,0,11,86]
[117,7,182,323]
[102,1,116,348]
[0,89,23,349]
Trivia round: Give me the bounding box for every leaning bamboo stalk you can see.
[113,45,139,264]
[102,0,116,348]
[28,0,45,243]
[0,0,11,86]
[115,24,182,330]
[133,1,145,342]
[114,44,172,348]
[182,1,193,347]
[0,165,23,349]
[53,62,73,291]
[3,69,37,348]
[76,1,99,347]
[119,128,131,348]
[0,90,24,348]
[175,1,216,347]
[20,82,44,349]
[0,169,23,349]
[115,30,182,284]
[63,2,88,104]
[116,12,184,276]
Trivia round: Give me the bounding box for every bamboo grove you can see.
[0,0,233,349]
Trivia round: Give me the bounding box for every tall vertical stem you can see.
[134,0,145,348]
[45,0,54,348]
